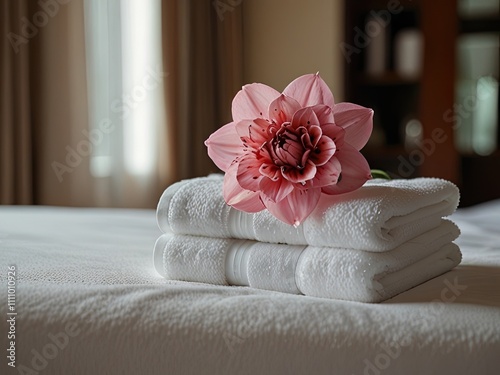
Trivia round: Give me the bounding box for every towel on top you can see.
[153,220,461,303]
[156,175,460,252]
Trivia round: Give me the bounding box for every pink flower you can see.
[205,73,373,226]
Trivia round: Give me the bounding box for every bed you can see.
[1,202,499,375]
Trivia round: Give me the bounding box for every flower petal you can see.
[268,94,301,125]
[237,154,264,191]
[321,124,345,148]
[259,163,280,180]
[333,102,374,150]
[232,83,280,122]
[205,122,242,171]
[259,176,294,203]
[282,73,335,108]
[263,187,322,226]
[235,118,270,147]
[223,162,265,212]
[309,135,336,166]
[310,104,334,124]
[281,160,317,184]
[291,107,320,129]
[304,125,322,149]
[321,143,371,195]
[312,156,341,187]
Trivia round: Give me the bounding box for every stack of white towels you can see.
[153,174,462,303]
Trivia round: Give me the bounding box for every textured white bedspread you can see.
[1,204,499,375]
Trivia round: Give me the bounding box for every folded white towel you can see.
[153,220,461,303]
[157,175,459,252]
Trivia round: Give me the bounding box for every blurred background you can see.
[1,0,499,209]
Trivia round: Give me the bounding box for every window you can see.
[84,0,164,177]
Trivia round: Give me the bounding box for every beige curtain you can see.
[0,0,33,204]
[1,0,243,207]
[162,0,243,180]
[1,0,92,206]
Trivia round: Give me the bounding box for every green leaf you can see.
[370,169,391,180]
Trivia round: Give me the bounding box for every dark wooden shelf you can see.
[460,150,500,159]
[362,145,417,179]
[460,151,500,206]
[345,0,500,207]
[363,145,407,157]
[347,0,420,13]
[344,1,424,151]
[459,17,500,33]
[357,72,420,86]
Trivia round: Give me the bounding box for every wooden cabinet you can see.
[344,0,500,206]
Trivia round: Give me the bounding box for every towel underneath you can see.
[156,175,460,252]
[153,220,462,303]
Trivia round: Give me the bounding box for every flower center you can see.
[266,123,315,170]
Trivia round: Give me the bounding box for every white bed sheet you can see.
[0,204,499,375]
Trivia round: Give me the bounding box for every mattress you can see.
[0,203,499,374]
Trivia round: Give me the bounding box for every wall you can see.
[242,0,344,101]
